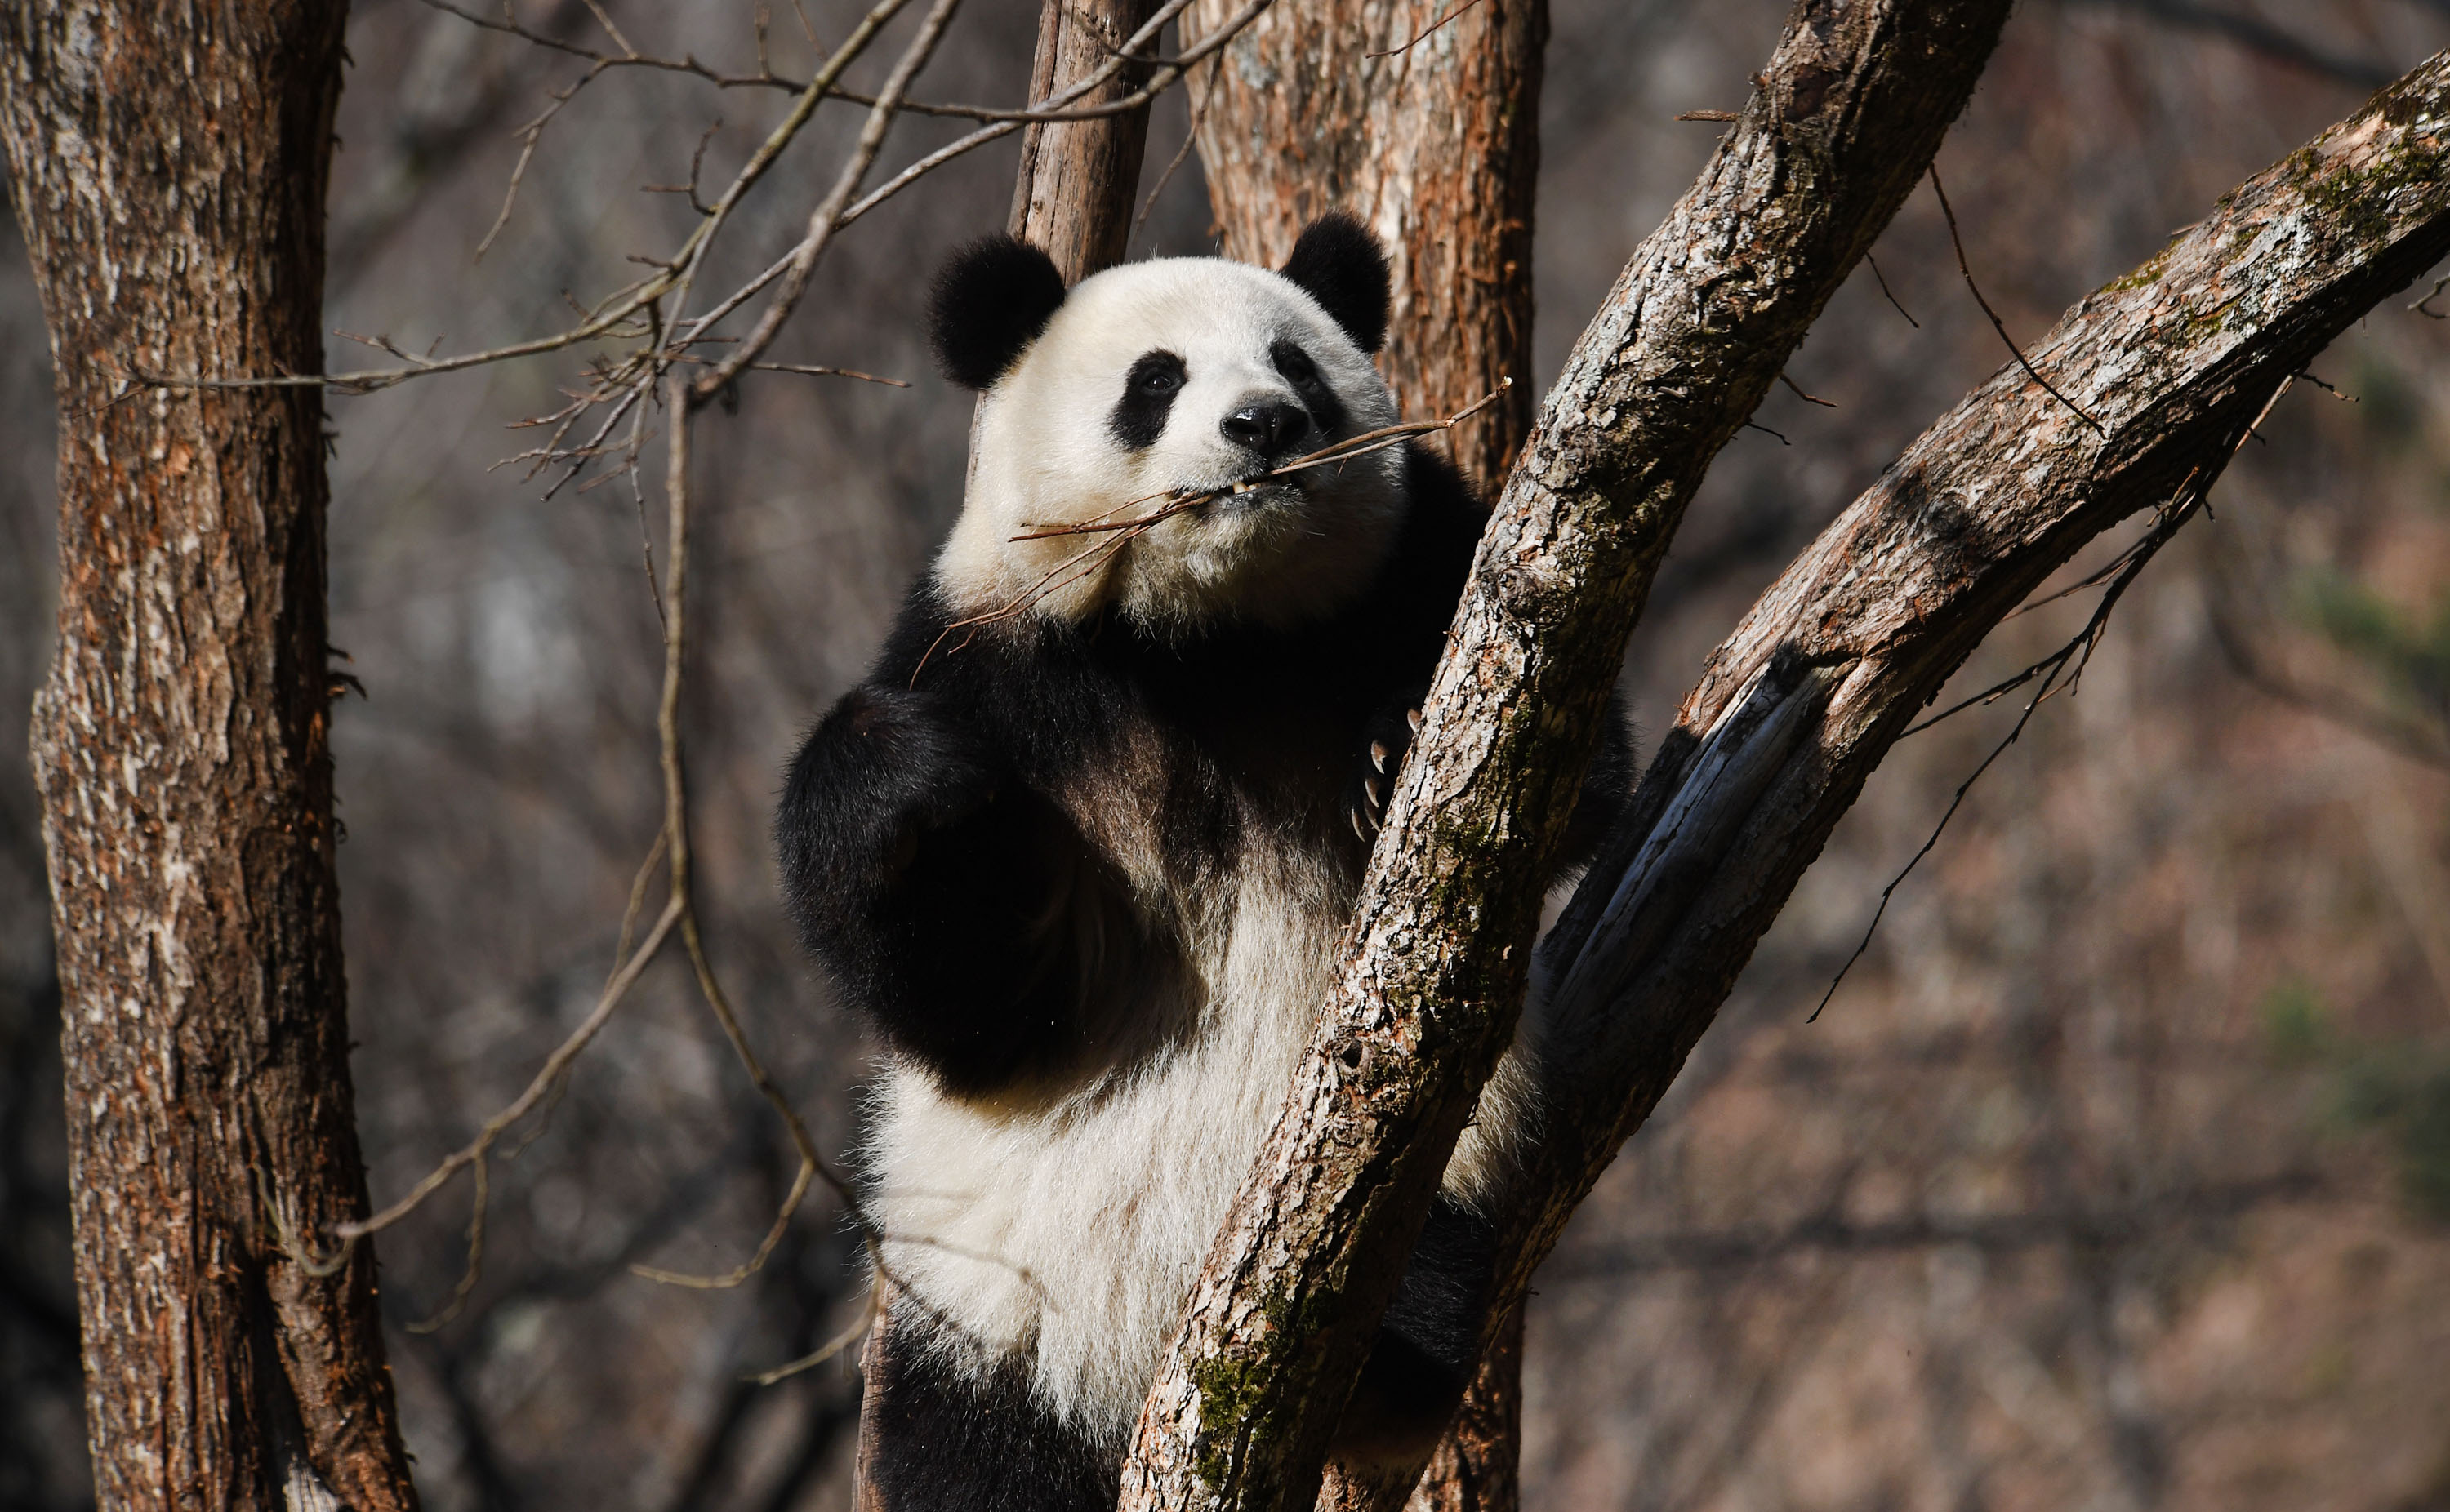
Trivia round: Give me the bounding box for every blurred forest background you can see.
[6,0,2450,1508]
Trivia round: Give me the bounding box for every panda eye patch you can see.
[1270,339,1344,438]
[1130,351,1186,394]
[1109,349,1188,451]
[1270,340,1319,385]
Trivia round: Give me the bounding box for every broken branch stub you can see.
[1118,2,2017,1508]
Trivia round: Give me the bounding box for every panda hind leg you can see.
[1333,1194,1499,1466]
[862,1301,1121,1512]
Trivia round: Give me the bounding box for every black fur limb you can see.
[775,683,1107,1092]
[864,1303,1122,1512]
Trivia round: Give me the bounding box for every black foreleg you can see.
[863,1299,1122,1512]
[777,682,1105,1092]
[1333,1195,1499,1464]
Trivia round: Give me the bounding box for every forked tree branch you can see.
[1519,53,2450,1328]
[1119,2,2017,1507]
[1314,45,2450,1512]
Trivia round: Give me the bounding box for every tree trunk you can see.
[1121,3,2013,1508]
[1184,0,1545,490]
[1182,4,1547,1505]
[0,6,420,1512]
[1010,0,1165,283]
[1518,39,2450,1350]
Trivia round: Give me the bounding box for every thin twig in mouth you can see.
[911,380,1514,685]
[1007,379,1512,545]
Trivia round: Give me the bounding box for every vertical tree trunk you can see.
[1184,0,1546,491]
[1011,0,1165,282]
[1182,5,1545,1506]
[0,6,420,1512]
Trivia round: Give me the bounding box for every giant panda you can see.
[777,213,1632,1511]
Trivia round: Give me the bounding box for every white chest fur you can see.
[866,831,1534,1448]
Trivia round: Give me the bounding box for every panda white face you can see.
[933,251,1406,636]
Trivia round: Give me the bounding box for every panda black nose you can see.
[1222,401,1312,460]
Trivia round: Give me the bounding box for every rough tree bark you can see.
[0,5,421,1512]
[1183,0,1546,489]
[1178,4,1548,1505]
[1010,0,1165,282]
[1517,40,2450,1365]
[1121,4,2014,1509]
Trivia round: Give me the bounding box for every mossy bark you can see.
[1183,5,1548,1505]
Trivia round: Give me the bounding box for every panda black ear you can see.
[1280,212,1390,354]
[929,234,1067,389]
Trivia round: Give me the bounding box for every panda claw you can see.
[1406,707,1423,733]
[1364,776,1383,810]
[1351,807,1369,841]
[1370,740,1390,773]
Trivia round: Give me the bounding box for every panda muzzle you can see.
[1221,400,1312,463]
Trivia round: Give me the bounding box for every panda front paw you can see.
[1348,700,1423,842]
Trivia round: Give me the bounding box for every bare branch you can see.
[323,892,684,1252]
[631,376,864,1291]
[1930,165,2104,434]
[1512,50,2450,1501]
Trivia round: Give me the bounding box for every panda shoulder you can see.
[1399,442,1490,554]
[1374,441,1490,598]
[866,575,1089,751]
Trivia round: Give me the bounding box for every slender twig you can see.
[748,362,909,385]
[1779,371,1837,407]
[474,63,604,261]
[416,0,1245,122]
[403,1154,489,1333]
[1866,250,1920,327]
[827,0,1272,235]
[1367,0,1493,59]
[1815,379,2293,1020]
[688,0,968,401]
[1133,54,1221,246]
[632,376,870,1291]
[2414,272,2449,318]
[1930,167,2104,434]
[327,892,684,1250]
[749,1288,882,1385]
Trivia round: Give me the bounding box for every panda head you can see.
[929,214,1407,636]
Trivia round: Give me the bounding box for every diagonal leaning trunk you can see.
[1180,4,1548,1505]
[0,5,421,1510]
